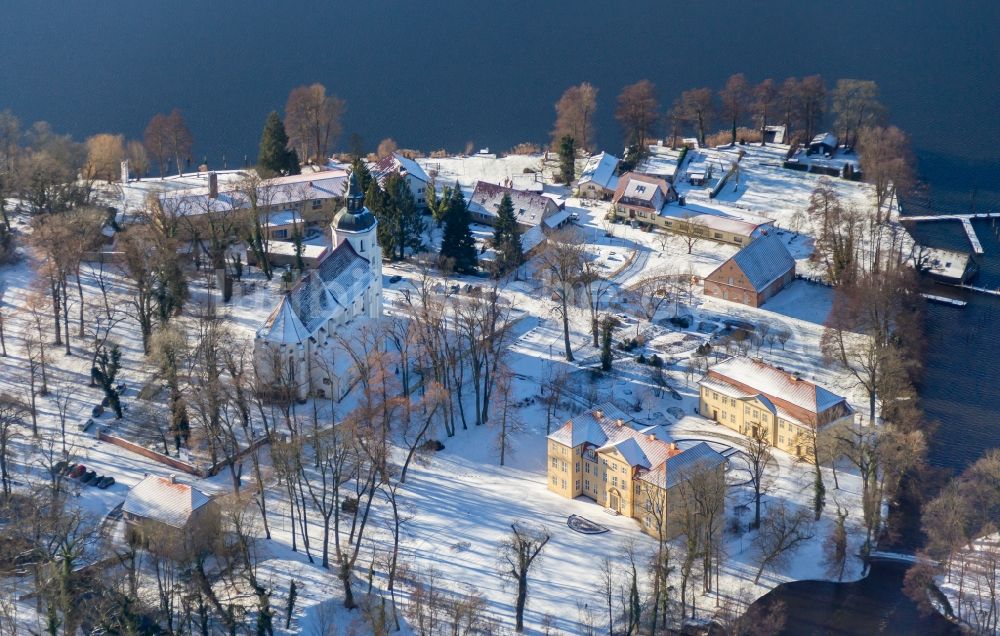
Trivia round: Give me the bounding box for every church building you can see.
[253,171,383,402]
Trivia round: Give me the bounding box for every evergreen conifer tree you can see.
[384,172,425,260]
[351,157,374,194]
[492,192,523,276]
[558,135,576,184]
[601,318,613,371]
[439,187,477,273]
[365,180,397,257]
[257,111,299,177]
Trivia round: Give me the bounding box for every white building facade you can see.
[253,171,383,401]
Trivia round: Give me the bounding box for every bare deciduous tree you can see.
[284,83,346,163]
[499,522,551,632]
[552,83,598,152]
[615,80,660,150]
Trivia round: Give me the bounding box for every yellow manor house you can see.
[698,356,856,458]
[546,404,726,538]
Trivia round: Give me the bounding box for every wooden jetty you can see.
[903,212,1000,255]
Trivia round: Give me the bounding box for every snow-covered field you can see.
[0,145,883,633]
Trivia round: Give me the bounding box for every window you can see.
[561,480,567,489]
[551,476,557,485]
[730,414,736,423]
[312,198,323,209]
[728,276,734,285]
[734,237,743,243]
[575,480,580,490]
[714,232,723,239]
[585,463,590,474]
[731,398,736,407]
[635,185,647,193]
[575,462,580,472]
[562,461,567,472]
[779,436,785,444]
[274,229,288,239]
[612,476,618,487]
[585,479,590,490]
[622,465,627,475]
[551,457,558,467]
[712,391,718,400]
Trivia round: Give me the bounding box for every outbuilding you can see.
[703,233,795,307]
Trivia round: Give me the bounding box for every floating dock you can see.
[903,212,1000,255]
[921,293,967,307]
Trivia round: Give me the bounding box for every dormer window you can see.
[635,185,646,193]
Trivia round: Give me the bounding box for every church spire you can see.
[346,170,364,213]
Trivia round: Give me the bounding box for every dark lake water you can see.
[2,2,999,633]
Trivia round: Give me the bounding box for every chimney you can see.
[616,419,624,428]
[593,410,603,420]
[648,434,655,442]
[169,473,177,484]
[208,172,219,199]
[670,442,677,451]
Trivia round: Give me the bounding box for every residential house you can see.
[122,474,219,555]
[698,357,855,459]
[610,172,677,222]
[159,168,349,232]
[577,152,620,199]
[371,153,430,208]
[467,181,566,231]
[546,404,727,539]
[703,233,796,307]
[612,190,774,248]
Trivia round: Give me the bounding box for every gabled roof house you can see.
[703,233,795,307]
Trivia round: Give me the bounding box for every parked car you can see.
[91,404,104,418]
[78,418,94,432]
[80,470,97,484]
[68,464,86,479]
[96,476,115,489]
[389,274,402,284]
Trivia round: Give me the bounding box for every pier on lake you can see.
[903,212,1000,255]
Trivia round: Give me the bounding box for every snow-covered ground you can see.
[0,145,883,633]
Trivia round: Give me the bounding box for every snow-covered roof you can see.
[547,402,631,447]
[468,181,558,228]
[372,153,430,185]
[578,152,620,190]
[161,169,348,217]
[123,475,212,529]
[614,172,670,204]
[262,210,303,228]
[702,357,850,422]
[713,233,795,292]
[639,442,727,490]
[549,404,682,472]
[658,203,774,238]
[259,296,310,344]
[543,209,572,230]
[256,240,373,343]
[265,241,329,260]
[810,132,838,149]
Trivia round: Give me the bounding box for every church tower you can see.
[331,170,383,316]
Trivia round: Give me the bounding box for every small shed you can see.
[807,133,838,156]
[123,474,219,555]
